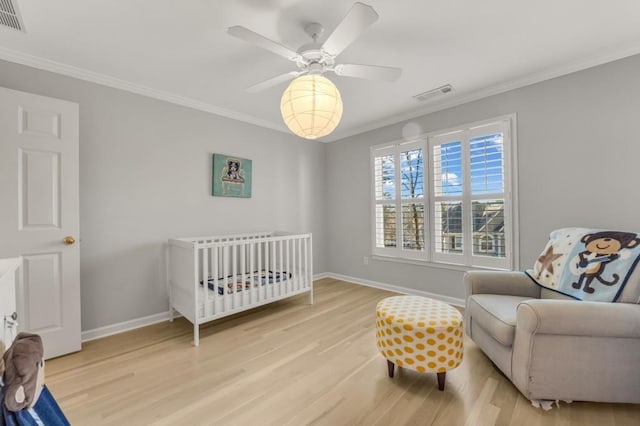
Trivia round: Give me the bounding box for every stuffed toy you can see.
[2,332,45,412]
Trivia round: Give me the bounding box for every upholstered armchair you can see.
[464,270,640,403]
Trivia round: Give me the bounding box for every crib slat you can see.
[271,241,276,299]
[274,240,286,296]
[223,245,230,313]
[232,244,237,309]
[307,236,311,289]
[297,238,302,291]
[241,242,247,306]
[257,241,263,303]
[286,239,290,294]
[308,235,313,304]
[202,247,210,319]
[212,245,219,315]
[292,238,297,291]
[266,241,271,299]
[249,241,255,304]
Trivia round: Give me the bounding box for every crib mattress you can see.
[201,270,291,295]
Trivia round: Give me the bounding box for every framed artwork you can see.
[212,154,252,198]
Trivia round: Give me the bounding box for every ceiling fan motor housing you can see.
[296,47,335,72]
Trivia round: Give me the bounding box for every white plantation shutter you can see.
[400,145,425,253]
[430,134,465,264]
[467,122,511,268]
[371,116,516,269]
[373,145,397,252]
[428,120,512,269]
[371,141,427,259]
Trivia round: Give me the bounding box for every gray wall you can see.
[2,52,638,331]
[0,59,327,331]
[326,54,640,301]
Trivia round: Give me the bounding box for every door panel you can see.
[20,149,61,229]
[0,87,80,359]
[19,107,62,138]
[23,253,62,331]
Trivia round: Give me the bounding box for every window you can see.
[478,235,495,253]
[371,116,517,269]
[372,141,425,259]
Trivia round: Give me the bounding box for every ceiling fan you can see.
[227,2,402,93]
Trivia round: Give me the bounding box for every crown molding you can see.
[324,41,640,142]
[1,41,639,144]
[0,46,290,135]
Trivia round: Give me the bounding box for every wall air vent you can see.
[413,84,453,102]
[0,0,25,32]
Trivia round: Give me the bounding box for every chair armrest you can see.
[516,299,640,338]
[464,271,541,298]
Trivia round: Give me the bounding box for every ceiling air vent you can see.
[413,84,453,102]
[0,0,25,32]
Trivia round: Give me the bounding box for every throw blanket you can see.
[1,385,70,426]
[526,228,640,302]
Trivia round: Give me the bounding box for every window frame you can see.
[370,114,519,271]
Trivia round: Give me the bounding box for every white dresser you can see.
[0,257,20,348]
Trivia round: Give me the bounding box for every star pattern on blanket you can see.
[536,245,563,278]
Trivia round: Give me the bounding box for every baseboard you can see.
[81,311,172,342]
[323,272,465,307]
[313,272,332,280]
[81,272,462,342]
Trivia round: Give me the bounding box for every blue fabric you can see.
[1,385,69,426]
[526,228,640,302]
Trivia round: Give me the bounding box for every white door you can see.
[0,87,81,359]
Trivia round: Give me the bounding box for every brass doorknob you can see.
[63,236,76,245]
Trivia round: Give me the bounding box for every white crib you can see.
[167,232,313,345]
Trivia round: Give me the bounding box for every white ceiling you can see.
[1,0,640,141]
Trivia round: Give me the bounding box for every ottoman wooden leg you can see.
[387,360,395,378]
[437,372,446,391]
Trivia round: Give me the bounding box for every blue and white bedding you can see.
[201,270,292,295]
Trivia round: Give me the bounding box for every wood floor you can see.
[46,278,640,425]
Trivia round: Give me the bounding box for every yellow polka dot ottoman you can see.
[375,295,463,391]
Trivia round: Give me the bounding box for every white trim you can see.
[80,272,462,342]
[324,272,465,307]
[313,272,332,280]
[324,42,640,142]
[84,273,327,342]
[0,47,290,136]
[369,254,505,272]
[81,311,172,342]
[508,115,520,270]
[1,41,639,144]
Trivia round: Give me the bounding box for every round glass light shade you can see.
[280,74,343,140]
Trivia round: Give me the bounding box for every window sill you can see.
[369,254,512,272]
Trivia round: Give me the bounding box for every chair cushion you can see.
[468,294,533,346]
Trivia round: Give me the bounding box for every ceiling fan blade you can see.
[321,2,379,57]
[333,64,402,81]
[246,71,305,93]
[227,26,302,62]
